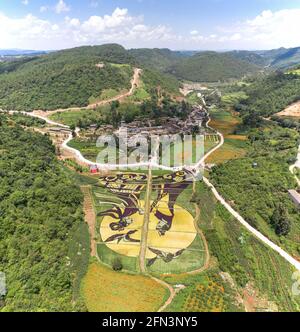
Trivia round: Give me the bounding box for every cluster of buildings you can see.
[113,105,208,138]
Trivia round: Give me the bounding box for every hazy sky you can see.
[1,0,300,50]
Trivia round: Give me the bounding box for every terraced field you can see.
[206,108,248,164]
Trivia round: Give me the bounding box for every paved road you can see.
[290,144,300,186]
[200,120,300,272]
[5,96,300,275]
[203,177,300,271]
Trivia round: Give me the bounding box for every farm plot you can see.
[81,262,168,312]
[92,171,206,274]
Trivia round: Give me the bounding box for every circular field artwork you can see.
[97,171,199,267]
[100,196,197,259]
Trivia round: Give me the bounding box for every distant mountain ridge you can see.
[0,49,48,56]
[1,43,300,110]
[227,47,300,69]
[0,44,179,111]
[130,45,300,82]
[130,48,261,82]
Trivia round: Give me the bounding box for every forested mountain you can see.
[225,50,268,67]
[2,43,300,112]
[268,47,300,69]
[0,57,37,74]
[129,48,261,82]
[0,44,136,111]
[235,72,300,117]
[129,48,185,72]
[0,44,182,111]
[168,52,260,82]
[0,50,47,56]
[229,47,300,70]
[0,114,88,311]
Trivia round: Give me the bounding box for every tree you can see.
[110,101,121,128]
[112,258,123,271]
[271,204,291,236]
[242,111,262,128]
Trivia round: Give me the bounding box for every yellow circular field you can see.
[100,196,197,259]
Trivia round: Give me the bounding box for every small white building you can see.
[288,190,300,208]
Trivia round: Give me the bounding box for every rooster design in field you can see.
[104,230,140,244]
[97,173,146,232]
[147,247,185,266]
[151,170,193,236]
[98,171,195,264]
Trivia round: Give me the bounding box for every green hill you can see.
[251,47,300,69]
[129,48,184,72]
[236,71,300,117]
[225,50,268,67]
[3,43,300,112]
[0,113,88,311]
[168,52,260,82]
[129,48,261,82]
[269,47,300,69]
[0,44,182,111]
[0,44,135,111]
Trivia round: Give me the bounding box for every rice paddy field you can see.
[207,108,248,164]
[81,262,168,312]
[91,171,207,274]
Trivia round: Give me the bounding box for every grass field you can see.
[209,108,241,137]
[81,262,168,312]
[207,108,248,164]
[127,79,151,102]
[67,138,115,163]
[287,68,300,76]
[97,243,139,272]
[89,88,121,104]
[206,138,248,164]
[49,107,108,127]
[221,91,248,106]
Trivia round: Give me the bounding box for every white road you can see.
[200,119,300,272]
[290,144,300,185]
[3,105,300,272]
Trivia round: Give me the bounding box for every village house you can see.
[288,190,300,208]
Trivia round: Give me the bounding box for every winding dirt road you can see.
[31,68,142,118]
[4,81,300,312]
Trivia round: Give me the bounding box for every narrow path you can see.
[203,176,300,271]
[152,277,176,312]
[139,166,152,273]
[81,186,97,257]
